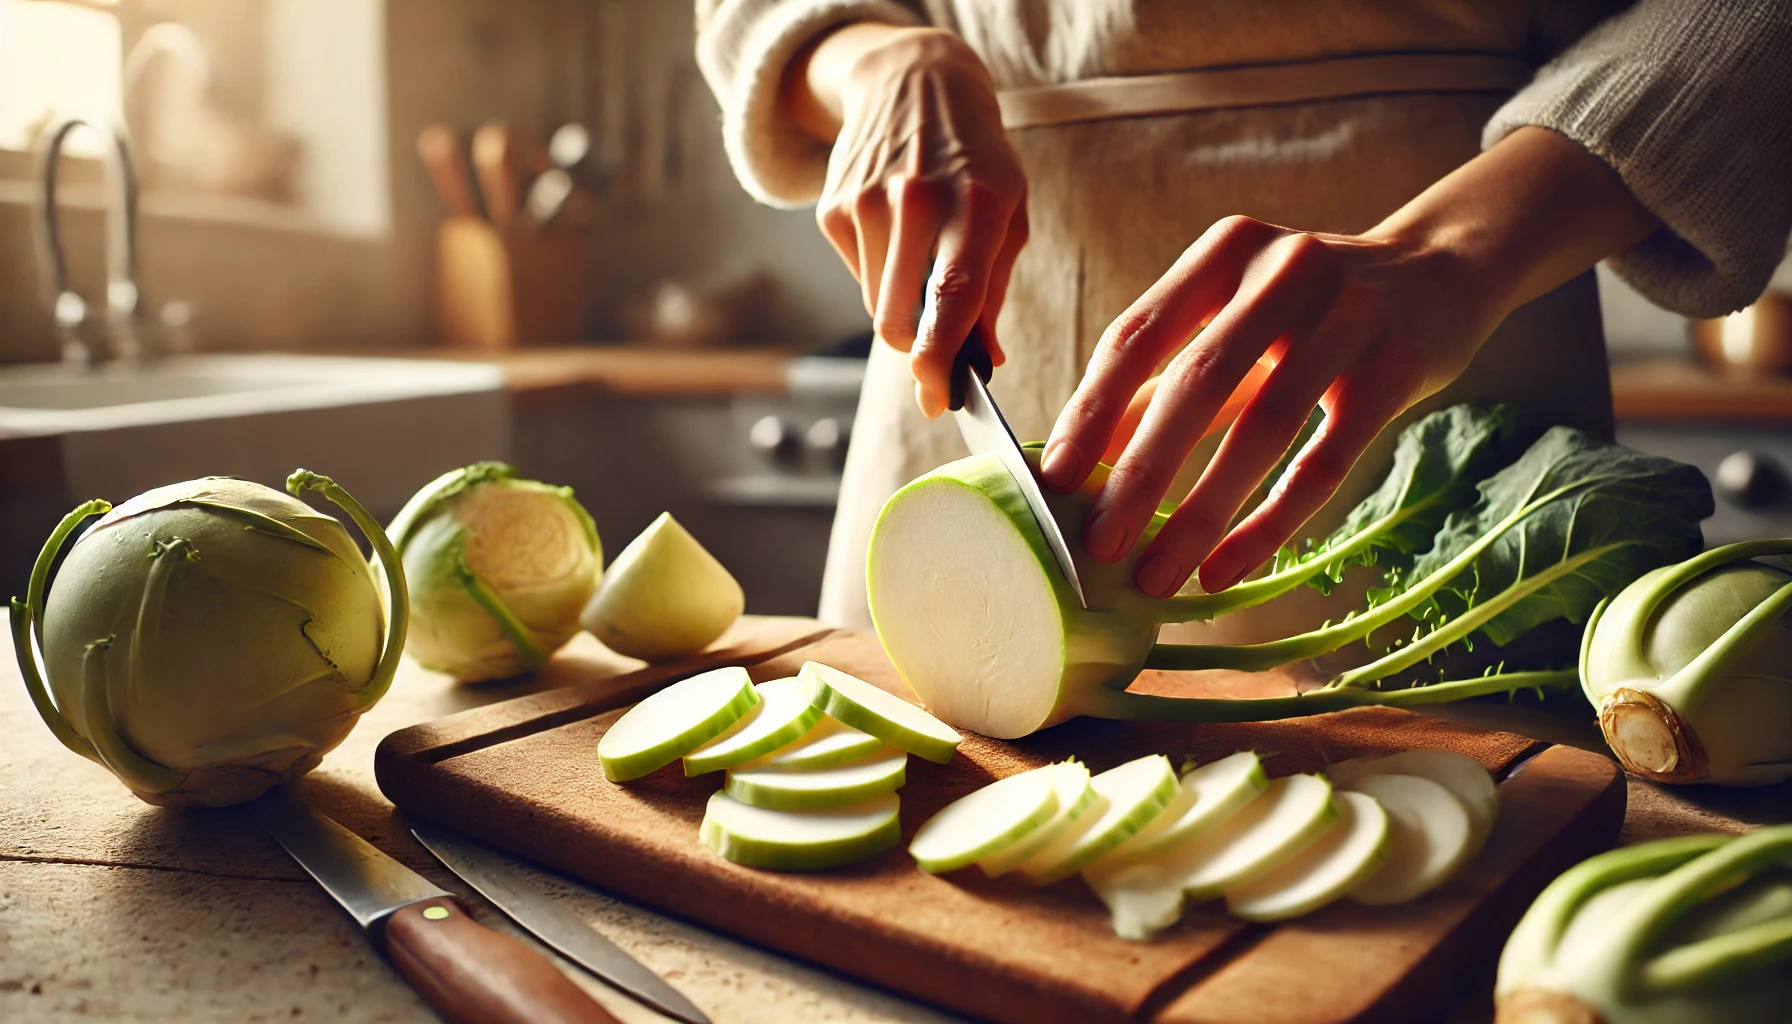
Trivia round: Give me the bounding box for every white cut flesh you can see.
[1225,791,1390,922]
[1346,773,1474,906]
[598,666,758,782]
[1333,749,1499,850]
[684,677,821,776]
[581,512,743,662]
[908,766,1062,874]
[801,662,961,764]
[979,761,1096,877]
[725,746,907,811]
[743,715,882,771]
[700,790,900,871]
[1086,863,1188,941]
[1019,755,1178,885]
[1091,751,1269,871]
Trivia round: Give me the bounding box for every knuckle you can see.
[875,307,919,344]
[930,261,981,301]
[852,187,886,219]
[1101,308,1161,359]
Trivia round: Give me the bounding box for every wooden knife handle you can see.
[384,897,621,1024]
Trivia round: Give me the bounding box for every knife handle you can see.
[384,897,622,1024]
[946,324,995,412]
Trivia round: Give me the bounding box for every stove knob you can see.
[1714,450,1790,510]
[806,417,848,469]
[749,415,801,465]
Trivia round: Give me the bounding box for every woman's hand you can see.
[784,24,1028,417]
[1041,127,1661,600]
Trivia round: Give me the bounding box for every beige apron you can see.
[818,53,1613,638]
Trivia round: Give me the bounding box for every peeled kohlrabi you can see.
[598,666,758,782]
[1328,749,1499,850]
[724,746,907,811]
[701,790,901,871]
[683,677,822,776]
[1345,773,1474,906]
[741,715,882,771]
[1092,751,1269,869]
[800,661,961,764]
[11,472,406,807]
[1226,790,1389,922]
[1495,828,1792,1024]
[581,512,743,662]
[908,765,1063,874]
[1017,754,1178,885]
[1581,538,1792,786]
[979,760,1096,877]
[388,462,601,681]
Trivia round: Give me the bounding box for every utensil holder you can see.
[434,215,588,348]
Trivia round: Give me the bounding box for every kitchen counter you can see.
[4,621,1789,1024]
[362,345,799,403]
[1611,357,1792,424]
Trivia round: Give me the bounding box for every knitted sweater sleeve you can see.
[695,0,925,208]
[1485,0,1792,318]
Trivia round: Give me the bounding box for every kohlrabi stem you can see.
[1083,669,1578,723]
[1144,476,1593,672]
[1605,538,1792,687]
[83,633,183,795]
[1156,507,1400,623]
[1642,904,1792,994]
[12,499,110,764]
[1332,543,1627,690]
[1651,575,1792,714]
[287,470,409,705]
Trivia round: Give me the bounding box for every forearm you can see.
[781,22,920,143]
[1369,126,1660,328]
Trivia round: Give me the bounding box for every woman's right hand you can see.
[787,25,1029,418]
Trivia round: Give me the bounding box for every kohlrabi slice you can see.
[740,715,883,771]
[700,790,900,871]
[1332,749,1499,849]
[979,761,1096,877]
[801,661,960,764]
[725,746,907,811]
[599,666,759,782]
[1225,791,1390,921]
[1018,755,1178,885]
[581,512,744,662]
[1346,773,1474,906]
[1092,751,1268,870]
[683,677,823,776]
[908,765,1062,874]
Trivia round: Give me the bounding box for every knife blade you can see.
[411,819,713,1024]
[252,788,620,1024]
[948,325,1089,608]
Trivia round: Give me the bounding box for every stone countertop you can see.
[4,619,1789,1024]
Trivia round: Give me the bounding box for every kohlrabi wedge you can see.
[801,662,960,763]
[740,715,883,771]
[979,761,1096,877]
[724,746,907,811]
[598,666,758,782]
[700,790,900,871]
[1329,749,1499,849]
[581,512,744,662]
[1581,538,1792,786]
[1092,751,1269,870]
[1017,755,1178,885]
[683,677,823,776]
[908,765,1063,874]
[1225,791,1390,922]
[1346,773,1474,905]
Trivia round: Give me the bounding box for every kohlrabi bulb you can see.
[388,462,601,681]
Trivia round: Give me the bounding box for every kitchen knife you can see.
[948,326,1089,607]
[411,819,713,1024]
[251,788,620,1024]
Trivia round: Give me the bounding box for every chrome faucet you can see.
[35,118,144,364]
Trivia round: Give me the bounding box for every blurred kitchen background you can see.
[2,0,1789,613]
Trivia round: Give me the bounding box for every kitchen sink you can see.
[0,353,511,586]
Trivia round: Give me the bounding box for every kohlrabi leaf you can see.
[1400,426,1713,646]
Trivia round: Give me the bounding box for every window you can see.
[0,0,124,158]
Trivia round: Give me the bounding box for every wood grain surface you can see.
[376,623,1624,1024]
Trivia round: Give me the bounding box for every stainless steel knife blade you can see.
[950,332,1089,608]
[252,788,448,929]
[411,819,713,1024]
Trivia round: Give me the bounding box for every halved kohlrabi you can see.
[908,765,1063,874]
[1345,773,1473,906]
[599,666,759,782]
[979,761,1096,877]
[700,790,900,870]
[1225,791,1390,922]
[1090,751,1269,871]
[683,677,823,776]
[724,746,907,811]
[801,661,961,764]
[1018,755,1179,885]
[1329,749,1499,850]
[741,715,883,771]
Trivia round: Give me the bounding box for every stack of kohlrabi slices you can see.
[909,748,1499,939]
[598,661,961,870]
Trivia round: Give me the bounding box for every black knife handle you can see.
[384,897,621,1024]
[947,324,995,412]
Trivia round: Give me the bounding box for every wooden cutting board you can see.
[375,618,1623,1024]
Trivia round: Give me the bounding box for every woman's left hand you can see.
[1037,127,1662,600]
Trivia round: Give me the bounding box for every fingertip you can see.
[1039,441,1081,492]
[1197,549,1251,594]
[916,380,946,420]
[1135,549,1190,599]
